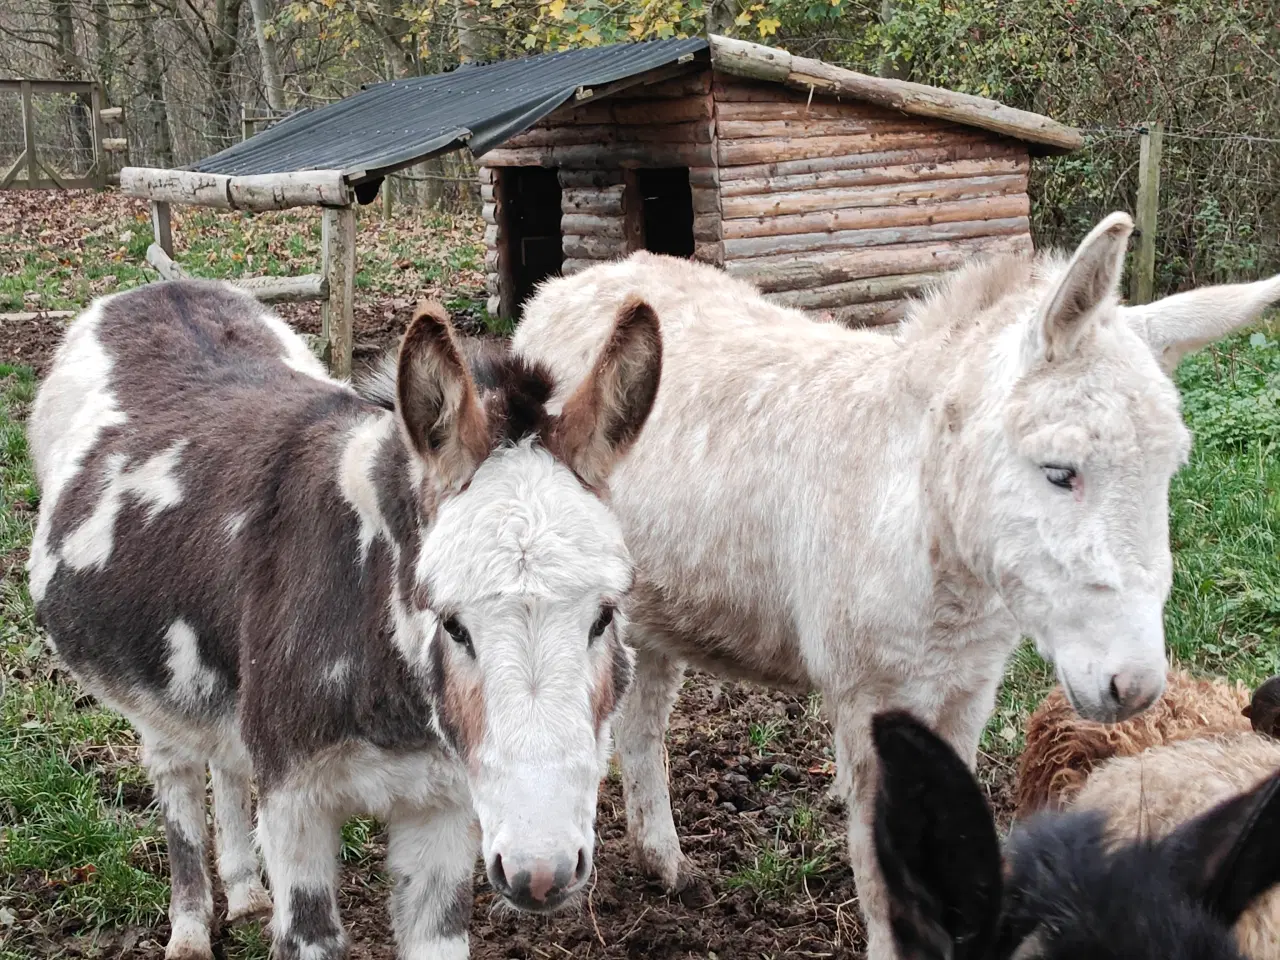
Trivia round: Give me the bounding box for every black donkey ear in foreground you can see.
[1160,769,1280,928]
[871,710,1003,960]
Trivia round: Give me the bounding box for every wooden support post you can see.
[1130,121,1163,305]
[151,201,173,258]
[321,206,356,379]
[21,80,36,186]
[622,169,645,253]
[90,83,108,185]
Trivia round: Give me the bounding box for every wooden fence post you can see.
[321,205,356,379]
[20,80,36,186]
[1130,121,1163,305]
[151,201,173,257]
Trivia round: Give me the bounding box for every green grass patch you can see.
[0,365,167,939]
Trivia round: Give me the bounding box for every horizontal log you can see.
[477,166,495,184]
[691,189,721,217]
[714,99,899,122]
[767,272,938,310]
[718,128,984,166]
[693,240,724,265]
[723,172,1026,224]
[827,300,908,328]
[483,224,498,246]
[717,116,930,140]
[613,72,711,98]
[723,178,1027,239]
[688,166,719,188]
[103,137,128,153]
[98,105,123,124]
[561,258,598,276]
[478,142,713,169]
[147,242,188,280]
[0,310,76,322]
[481,202,497,225]
[721,155,1028,201]
[562,192,624,217]
[503,120,712,149]
[487,294,500,315]
[481,183,495,202]
[736,234,1032,293]
[484,248,499,272]
[121,166,351,210]
[693,212,721,242]
[485,273,500,296]
[720,139,1025,182]
[558,168,625,188]
[234,272,328,303]
[709,35,1082,153]
[711,76,801,102]
[560,214,624,238]
[551,96,713,126]
[722,211,1029,260]
[563,234,626,259]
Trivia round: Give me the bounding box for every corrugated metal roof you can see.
[189,38,709,182]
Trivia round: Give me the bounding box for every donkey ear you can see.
[1160,771,1280,926]
[1034,212,1133,362]
[872,711,1004,960]
[396,299,489,490]
[1119,273,1280,375]
[549,297,662,489]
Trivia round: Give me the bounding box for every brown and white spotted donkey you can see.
[27,279,662,960]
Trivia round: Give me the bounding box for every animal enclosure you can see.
[477,37,1081,325]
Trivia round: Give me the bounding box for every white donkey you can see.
[513,212,1280,960]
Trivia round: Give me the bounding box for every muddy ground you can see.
[3,279,1018,960]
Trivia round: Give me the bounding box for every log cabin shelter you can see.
[129,35,1081,378]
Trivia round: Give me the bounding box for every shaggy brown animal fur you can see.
[1071,733,1280,960]
[1015,668,1251,818]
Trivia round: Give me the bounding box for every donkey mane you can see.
[357,336,556,448]
[899,250,1076,342]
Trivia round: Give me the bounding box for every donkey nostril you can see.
[490,853,508,892]
[1109,675,1123,705]
[573,848,589,885]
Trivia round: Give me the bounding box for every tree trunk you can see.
[134,0,175,166]
[248,0,286,111]
[705,0,735,36]
[207,0,246,150]
[455,0,485,63]
[94,0,115,100]
[53,0,95,163]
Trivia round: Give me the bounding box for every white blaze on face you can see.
[416,440,634,910]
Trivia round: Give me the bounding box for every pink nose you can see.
[486,848,590,912]
[1108,667,1165,720]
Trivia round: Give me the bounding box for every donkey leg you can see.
[934,665,1006,771]
[386,802,477,960]
[210,758,271,924]
[615,643,692,891]
[257,789,346,960]
[832,704,896,960]
[144,739,214,960]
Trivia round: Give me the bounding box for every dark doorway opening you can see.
[635,167,694,258]
[499,166,563,317]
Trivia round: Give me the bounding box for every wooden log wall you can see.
[479,70,723,278]
[711,73,1035,326]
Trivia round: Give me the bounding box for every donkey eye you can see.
[441,616,473,654]
[589,605,615,643]
[1042,465,1077,490]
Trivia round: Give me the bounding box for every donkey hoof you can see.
[226,883,273,925]
[674,869,712,909]
[165,924,214,960]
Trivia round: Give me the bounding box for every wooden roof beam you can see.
[708,35,1083,154]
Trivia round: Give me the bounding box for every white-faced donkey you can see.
[513,211,1280,960]
[27,280,661,960]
